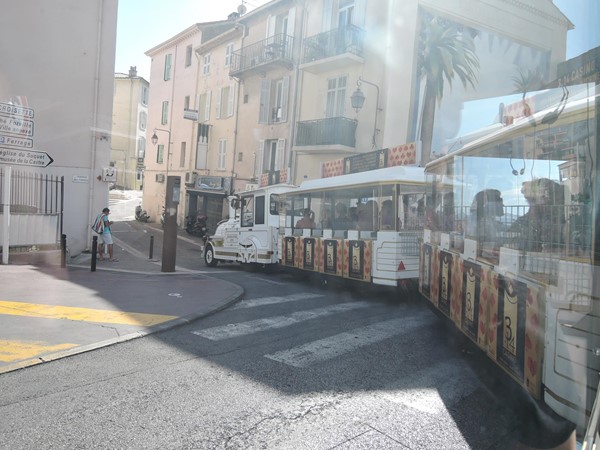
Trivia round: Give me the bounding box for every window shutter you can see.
[216,87,222,119]
[256,140,265,177]
[281,76,290,122]
[287,8,295,38]
[275,139,285,171]
[205,90,211,121]
[353,0,366,28]
[227,84,235,117]
[266,15,276,38]
[259,80,271,124]
[322,0,332,31]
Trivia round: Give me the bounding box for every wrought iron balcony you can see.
[230,34,295,77]
[301,25,364,71]
[295,117,357,147]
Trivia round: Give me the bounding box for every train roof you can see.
[291,165,427,194]
[427,93,598,171]
[238,183,297,197]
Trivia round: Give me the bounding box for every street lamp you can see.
[151,127,178,272]
[351,76,381,148]
[151,128,171,175]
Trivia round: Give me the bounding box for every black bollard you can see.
[61,234,67,268]
[91,235,97,272]
[149,235,154,260]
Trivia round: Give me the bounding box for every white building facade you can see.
[0,0,118,258]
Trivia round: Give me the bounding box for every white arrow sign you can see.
[0,148,54,167]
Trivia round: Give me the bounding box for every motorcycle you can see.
[185,212,209,241]
[134,204,150,222]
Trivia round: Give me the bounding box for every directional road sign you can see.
[0,148,54,168]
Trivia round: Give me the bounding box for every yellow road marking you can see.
[0,301,178,326]
[0,340,78,362]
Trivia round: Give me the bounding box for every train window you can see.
[269,194,279,215]
[241,196,254,227]
[255,195,265,225]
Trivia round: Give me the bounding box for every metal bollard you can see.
[61,234,67,268]
[149,235,154,260]
[91,236,97,272]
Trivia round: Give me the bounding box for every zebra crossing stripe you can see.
[230,293,324,310]
[264,315,430,368]
[192,301,371,340]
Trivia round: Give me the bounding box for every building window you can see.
[198,91,211,122]
[141,85,149,106]
[137,137,146,158]
[259,76,289,124]
[185,45,193,67]
[184,95,190,110]
[217,85,234,119]
[225,43,234,67]
[203,54,211,75]
[218,140,227,170]
[157,144,164,163]
[139,111,147,131]
[180,142,186,167]
[161,101,169,125]
[261,139,285,173]
[238,152,243,162]
[164,53,173,81]
[338,0,354,27]
[326,75,347,118]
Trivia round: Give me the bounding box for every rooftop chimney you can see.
[129,66,137,78]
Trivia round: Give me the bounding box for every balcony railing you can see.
[296,117,357,147]
[230,34,294,77]
[302,25,364,64]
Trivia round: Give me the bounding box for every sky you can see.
[116,0,599,81]
[115,0,600,137]
[115,0,270,79]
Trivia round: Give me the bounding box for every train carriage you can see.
[203,183,296,268]
[281,165,429,289]
[419,89,600,437]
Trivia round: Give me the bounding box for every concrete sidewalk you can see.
[0,233,243,375]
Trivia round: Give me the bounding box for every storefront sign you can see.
[343,148,387,174]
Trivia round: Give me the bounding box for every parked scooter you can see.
[134,204,150,222]
[185,212,209,241]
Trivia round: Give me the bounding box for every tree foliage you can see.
[418,14,480,164]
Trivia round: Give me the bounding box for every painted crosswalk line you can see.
[230,293,324,310]
[0,301,177,326]
[192,301,371,340]
[264,315,430,368]
[0,340,78,362]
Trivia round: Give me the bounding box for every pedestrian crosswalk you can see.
[189,292,481,419]
[264,315,429,368]
[192,301,372,340]
[191,292,433,369]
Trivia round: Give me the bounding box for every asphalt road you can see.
[0,192,567,449]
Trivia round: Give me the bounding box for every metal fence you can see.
[0,167,64,247]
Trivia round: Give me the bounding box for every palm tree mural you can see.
[511,67,543,117]
[418,14,480,165]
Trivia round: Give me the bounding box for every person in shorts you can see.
[98,207,118,262]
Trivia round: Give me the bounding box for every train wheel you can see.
[204,245,218,267]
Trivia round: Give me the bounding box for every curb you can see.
[0,283,244,376]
